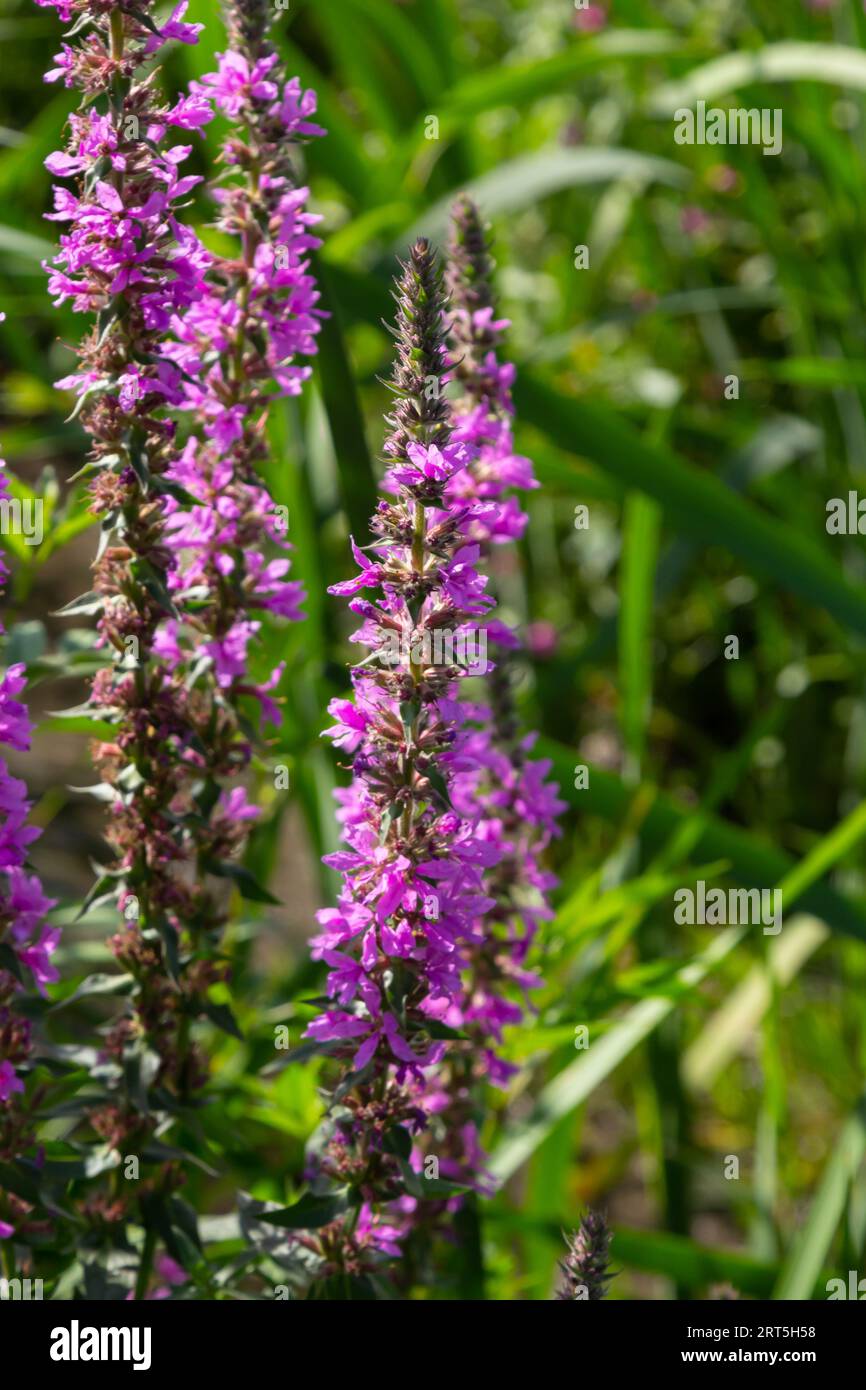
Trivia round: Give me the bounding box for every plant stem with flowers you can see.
[37,0,241,1291]
[557,1211,614,1300]
[38,0,326,1297]
[160,0,325,738]
[291,237,504,1291]
[0,414,59,1250]
[389,201,566,1278]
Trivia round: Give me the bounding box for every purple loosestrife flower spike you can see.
[38,0,323,1279]
[161,0,324,716]
[446,193,515,413]
[557,1211,614,1301]
[0,414,58,1234]
[36,1,244,1244]
[408,201,565,1200]
[221,0,271,54]
[300,238,501,1279]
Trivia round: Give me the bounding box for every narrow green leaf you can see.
[312,254,378,543]
[619,493,661,773]
[203,858,280,905]
[489,928,744,1183]
[650,43,866,116]
[402,148,687,249]
[515,374,866,638]
[261,1190,350,1230]
[773,1092,866,1300]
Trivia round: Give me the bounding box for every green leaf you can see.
[68,783,116,802]
[312,253,378,544]
[514,374,866,639]
[203,858,280,905]
[650,43,866,116]
[773,1091,866,1300]
[200,998,243,1042]
[489,928,745,1183]
[52,590,104,617]
[75,873,117,921]
[424,765,452,810]
[402,148,687,249]
[382,1126,413,1161]
[50,973,134,1011]
[260,1190,350,1230]
[396,1158,468,1200]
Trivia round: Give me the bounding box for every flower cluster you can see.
[40,0,226,1139]
[292,208,565,1288]
[414,199,565,1192]
[36,0,325,1280]
[159,0,324,727]
[557,1211,614,1300]
[0,426,57,1227]
[298,239,505,1272]
[309,241,499,1062]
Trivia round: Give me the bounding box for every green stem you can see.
[109,9,124,62]
[409,499,425,688]
[400,499,426,836]
[134,1226,157,1302]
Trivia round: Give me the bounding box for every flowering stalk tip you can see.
[557,1212,614,1300]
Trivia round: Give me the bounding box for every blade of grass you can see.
[682,916,829,1092]
[401,148,688,250]
[489,927,744,1184]
[541,739,866,944]
[650,43,866,115]
[514,373,866,639]
[312,254,378,544]
[773,1090,866,1300]
[619,493,661,778]
[446,30,686,121]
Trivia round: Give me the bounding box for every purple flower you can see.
[143,2,204,54]
[0,438,57,1159]
[0,665,33,751]
[159,22,324,754]
[299,238,521,1280]
[196,50,280,117]
[18,924,61,995]
[0,1060,25,1104]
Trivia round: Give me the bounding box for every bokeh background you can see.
[3,0,866,1298]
